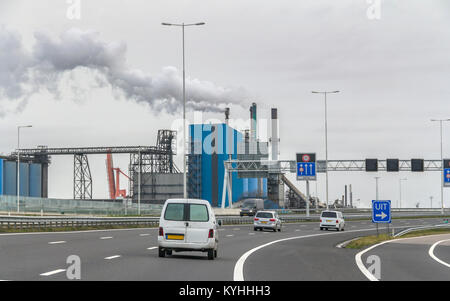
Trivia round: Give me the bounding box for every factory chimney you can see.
[225,107,230,125]
[271,108,279,161]
[250,103,257,141]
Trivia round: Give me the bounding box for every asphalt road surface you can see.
[357,233,450,281]
[0,217,447,281]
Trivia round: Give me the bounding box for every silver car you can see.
[253,211,282,232]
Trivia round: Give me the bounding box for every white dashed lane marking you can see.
[40,269,66,276]
[104,255,121,260]
[100,236,113,240]
[48,241,66,244]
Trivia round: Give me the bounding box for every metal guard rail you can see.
[0,213,448,229]
[0,215,319,229]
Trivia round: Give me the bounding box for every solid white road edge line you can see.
[356,233,450,281]
[233,227,382,281]
[355,240,392,281]
[233,223,436,281]
[40,269,66,276]
[428,239,450,268]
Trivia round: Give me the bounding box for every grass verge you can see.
[345,227,450,249]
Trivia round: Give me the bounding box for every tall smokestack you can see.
[350,184,353,208]
[345,185,348,207]
[225,107,230,124]
[271,108,279,161]
[250,103,257,141]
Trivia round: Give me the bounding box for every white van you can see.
[319,210,345,231]
[158,199,220,260]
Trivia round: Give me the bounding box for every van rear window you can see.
[164,203,185,221]
[164,203,209,222]
[189,204,209,222]
[321,212,337,218]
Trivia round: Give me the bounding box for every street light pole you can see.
[312,90,339,210]
[431,119,450,215]
[375,176,380,201]
[399,178,407,208]
[162,22,205,199]
[17,125,32,213]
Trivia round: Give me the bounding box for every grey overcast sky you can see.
[0,0,449,208]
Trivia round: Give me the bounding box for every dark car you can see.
[240,198,264,216]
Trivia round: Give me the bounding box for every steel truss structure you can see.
[223,159,442,209]
[129,130,179,199]
[13,130,179,200]
[316,160,442,172]
[74,154,92,199]
[224,159,442,174]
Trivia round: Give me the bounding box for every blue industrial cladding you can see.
[188,123,267,207]
[29,164,42,197]
[0,160,43,197]
[3,161,17,195]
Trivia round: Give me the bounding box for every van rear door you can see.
[163,202,187,242]
[321,211,337,225]
[185,202,211,244]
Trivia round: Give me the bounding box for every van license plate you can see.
[166,234,184,240]
[326,220,332,223]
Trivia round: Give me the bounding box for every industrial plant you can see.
[0,103,311,210]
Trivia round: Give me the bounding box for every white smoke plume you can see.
[0,26,249,115]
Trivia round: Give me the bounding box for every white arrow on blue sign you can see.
[372,200,391,223]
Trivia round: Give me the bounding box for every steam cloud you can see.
[0,27,249,114]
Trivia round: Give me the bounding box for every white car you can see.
[158,199,220,260]
[320,210,345,231]
[254,211,282,232]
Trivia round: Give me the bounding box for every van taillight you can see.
[159,227,164,236]
[208,229,214,238]
[336,220,339,223]
[254,218,259,221]
[320,219,322,222]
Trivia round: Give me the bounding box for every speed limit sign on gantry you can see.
[296,153,316,181]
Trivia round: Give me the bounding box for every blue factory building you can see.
[0,157,46,198]
[188,123,267,207]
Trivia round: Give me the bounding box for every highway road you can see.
[357,233,450,281]
[0,217,447,281]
